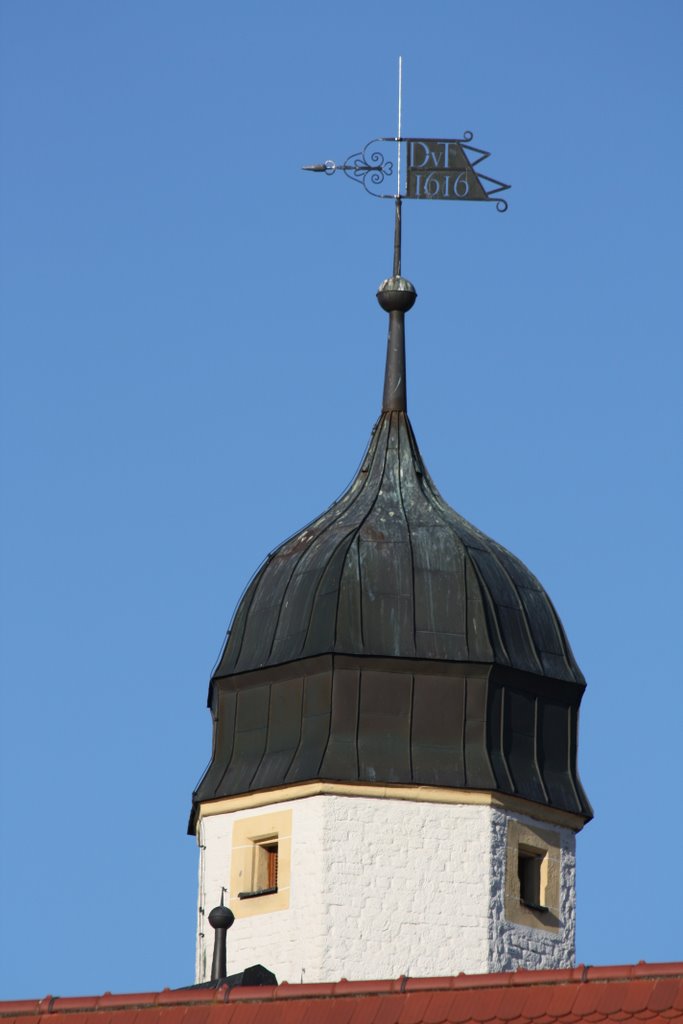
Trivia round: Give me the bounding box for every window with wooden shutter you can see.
[238,835,279,898]
[230,809,291,917]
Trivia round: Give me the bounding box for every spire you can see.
[376,196,417,412]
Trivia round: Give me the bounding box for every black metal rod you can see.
[382,309,407,412]
[211,928,227,981]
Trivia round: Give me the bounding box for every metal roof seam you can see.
[396,418,418,657]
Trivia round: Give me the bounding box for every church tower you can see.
[189,266,592,984]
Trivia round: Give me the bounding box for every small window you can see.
[238,835,279,899]
[230,808,291,917]
[518,847,546,911]
[505,819,560,931]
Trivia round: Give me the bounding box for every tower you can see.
[189,268,592,984]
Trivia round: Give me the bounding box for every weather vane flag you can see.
[303,59,510,275]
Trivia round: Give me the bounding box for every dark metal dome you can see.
[216,411,583,685]
[191,275,592,827]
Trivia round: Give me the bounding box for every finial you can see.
[377,276,417,313]
[377,275,417,413]
[208,889,235,981]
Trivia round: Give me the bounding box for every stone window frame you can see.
[229,809,292,918]
[505,818,562,932]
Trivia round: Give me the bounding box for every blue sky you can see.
[1,0,681,1001]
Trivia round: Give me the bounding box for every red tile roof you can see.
[2,964,682,1024]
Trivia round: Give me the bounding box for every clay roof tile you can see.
[596,987,630,1015]
[421,991,455,1024]
[225,1006,259,1024]
[162,1008,193,1024]
[398,994,435,1024]
[648,982,682,1014]
[370,997,403,1024]
[546,985,580,1017]
[443,990,488,1024]
[496,988,532,1021]
[620,983,657,1015]
[572,986,604,1017]
[349,998,382,1024]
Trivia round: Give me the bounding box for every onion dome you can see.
[191,276,592,827]
[217,409,583,682]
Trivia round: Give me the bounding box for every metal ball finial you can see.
[377,276,417,313]
[208,895,235,982]
[208,904,235,930]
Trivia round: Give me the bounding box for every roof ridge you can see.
[3,963,683,1016]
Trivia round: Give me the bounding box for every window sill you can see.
[237,887,278,901]
[520,899,548,913]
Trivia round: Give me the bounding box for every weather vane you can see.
[303,58,510,276]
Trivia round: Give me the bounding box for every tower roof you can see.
[192,274,591,825]
[214,409,583,686]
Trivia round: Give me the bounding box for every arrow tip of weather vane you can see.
[302,164,327,172]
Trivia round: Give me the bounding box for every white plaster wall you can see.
[196,796,326,984]
[196,795,576,984]
[319,796,492,981]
